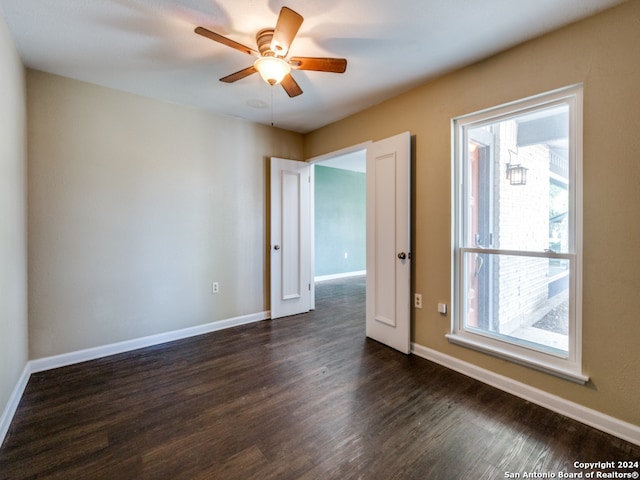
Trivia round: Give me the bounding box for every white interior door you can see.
[366,132,411,353]
[270,157,311,319]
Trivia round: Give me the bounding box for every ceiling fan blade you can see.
[289,57,347,73]
[270,7,303,57]
[281,73,303,98]
[220,66,258,83]
[195,26,259,57]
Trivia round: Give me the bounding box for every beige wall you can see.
[0,15,28,418]
[304,0,640,425]
[27,70,303,358]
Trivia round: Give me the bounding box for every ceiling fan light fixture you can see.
[195,6,346,98]
[254,56,291,85]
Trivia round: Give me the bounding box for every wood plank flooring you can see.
[1,276,639,479]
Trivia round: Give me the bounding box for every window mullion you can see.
[460,247,574,260]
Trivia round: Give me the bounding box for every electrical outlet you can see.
[212,282,219,294]
[414,293,422,309]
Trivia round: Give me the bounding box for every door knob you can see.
[274,245,280,250]
[397,252,407,260]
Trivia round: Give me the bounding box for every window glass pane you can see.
[463,252,569,356]
[464,105,570,253]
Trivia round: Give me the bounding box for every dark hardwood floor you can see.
[1,276,639,479]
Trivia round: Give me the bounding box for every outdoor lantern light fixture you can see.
[506,164,528,185]
[506,148,528,185]
[254,56,291,85]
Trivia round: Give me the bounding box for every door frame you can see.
[284,136,412,354]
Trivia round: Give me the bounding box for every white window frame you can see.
[448,85,587,384]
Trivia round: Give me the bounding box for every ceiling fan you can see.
[195,6,347,98]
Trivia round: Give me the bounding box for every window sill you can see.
[446,333,589,385]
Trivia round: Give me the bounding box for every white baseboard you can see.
[0,364,31,448]
[30,311,270,373]
[315,270,366,282]
[1,310,269,447]
[411,342,640,447]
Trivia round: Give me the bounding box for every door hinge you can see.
[309,283,311,291]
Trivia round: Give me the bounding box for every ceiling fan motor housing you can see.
[256,28,277,57]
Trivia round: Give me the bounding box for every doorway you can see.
[274,133,411,354]
[312,149,367,289]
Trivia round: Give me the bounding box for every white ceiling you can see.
[0,0,627,133]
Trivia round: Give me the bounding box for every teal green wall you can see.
[314,165,366,277]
